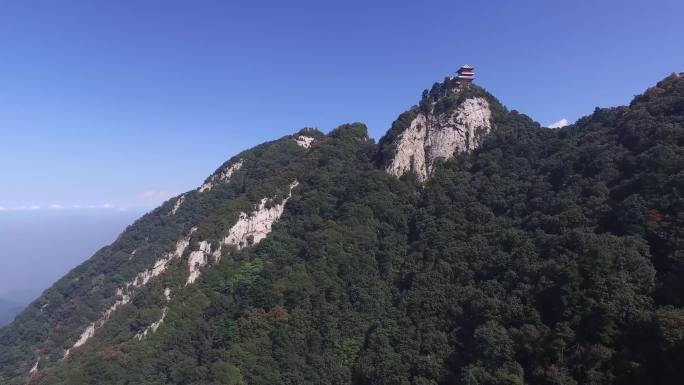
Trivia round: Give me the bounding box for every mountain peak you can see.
[378,70,504,182]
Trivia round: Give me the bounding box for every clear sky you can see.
[1,0,683,210]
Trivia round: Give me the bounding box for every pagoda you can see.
[456,64,475,87]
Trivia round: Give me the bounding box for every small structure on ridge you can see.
[456,64,475,87]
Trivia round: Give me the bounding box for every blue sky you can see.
[1,0,683,210]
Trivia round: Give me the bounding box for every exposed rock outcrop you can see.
[186,240,220,285]
[169,195,184,215]
[184,181,299,285]
[65,290,131,357]
[386,97,492,182]
[134,288,172,340]
[295,135,314,148]
[64,230,196,357]
[224,181,299,249]
[386,114,428,182]
[127,231,195,289]
[199,159,244,193]
[60,177,300,356]
[134,307,168,340]
[28,358,39,376]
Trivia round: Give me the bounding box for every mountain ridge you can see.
[2,70,683,385]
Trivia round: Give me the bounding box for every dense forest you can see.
[1,73,683,385]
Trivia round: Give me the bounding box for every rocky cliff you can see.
[386,96,492,182]
[379,82,505,182]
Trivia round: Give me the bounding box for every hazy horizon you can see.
[0,209,144,305]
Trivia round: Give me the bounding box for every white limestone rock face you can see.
[295,135,314,148]
[134,287,173,340]
[128,231,194,289]
[186,240,220,285]
[66,290,131,357]
[135,307,168,340]
[64,229,196,357]
[183,181,299,285]
[386,114,428,182]
[386,97,492,182]
[425,97,491,164]
[63,178,299,356]
[29,358,39,376]
[199,159,244,193]
[169,195,184,215]
[224,181,299,249]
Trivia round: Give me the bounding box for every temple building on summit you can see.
[456,64,475,87]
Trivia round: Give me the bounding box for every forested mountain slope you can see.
[1,73,683,385]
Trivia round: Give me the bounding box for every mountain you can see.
[1,71,683,385]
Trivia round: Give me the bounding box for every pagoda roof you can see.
[459,64,474,69]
